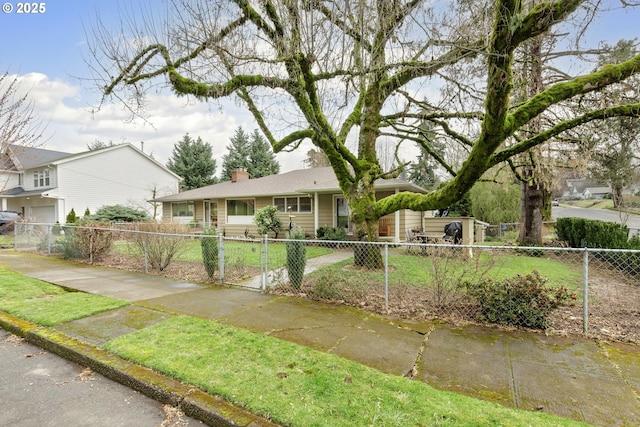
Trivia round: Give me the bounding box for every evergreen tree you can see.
[221,127,251,181]
[407,150,438,191]
[87,140,116,151]
[248,129,280,178]
[167,134,217,191]
[221,128,280,180]
[407,123,443,191]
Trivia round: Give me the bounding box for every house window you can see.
[33,169,50,188]
[227,199,255,215]
[273,196,312,213]
[227,199,255,224]
[172,202,194,218]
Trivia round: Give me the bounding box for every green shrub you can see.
[201,227,219,280]
[316,226,348,241]
[66,208,78,224]
[556,217,628,248]
[90,205,150,222]
[286,227,307,289]
[308,270,343,300]
[254,205,283,238]
[466,271,576,330]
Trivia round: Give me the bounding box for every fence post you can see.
[583,248,589,335]
[89,233,94,264]
[218,234,225,283]
[259,236,264,289]
[143,240,148,273]
[263,234,269,290]
[384,243,389,310]
[47,225,52,255]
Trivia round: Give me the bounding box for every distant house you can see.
[0,143,181,223]
[153,167,428,241]
[582,187,612,200]
[564,178,611,200]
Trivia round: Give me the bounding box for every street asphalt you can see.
[0,250,639,426]
[0,328,206,426]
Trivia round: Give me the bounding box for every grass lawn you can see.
[103,316,588,427]
[0,268,130,326]
[0,234,13,248]
[114,239,334,269]
[309,247,582,291]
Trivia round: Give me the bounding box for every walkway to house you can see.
[237,249,354,289]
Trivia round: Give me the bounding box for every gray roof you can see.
[154,167,427,202]
[5,145,70,170]
[583,186,611,195]
[0,187,48,197]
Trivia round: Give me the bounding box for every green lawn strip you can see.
[0,268,130,326]
[103,316,587,427]
[0,268,67,300]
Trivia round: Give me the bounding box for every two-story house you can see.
[0,143,181,223]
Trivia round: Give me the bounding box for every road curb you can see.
[0,311,279,427]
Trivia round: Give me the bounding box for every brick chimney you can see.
[231,168,249,183]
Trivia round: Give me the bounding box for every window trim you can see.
[33,169,50,188]
[273,195,312,214]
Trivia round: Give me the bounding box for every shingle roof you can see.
[0,187,48,197]
[583,186,611,195]
[6,145,70,170]
[154,167,426,202]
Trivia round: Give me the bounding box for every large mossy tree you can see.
[92,0,640,256]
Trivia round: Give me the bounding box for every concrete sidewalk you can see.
[1,251,639,426]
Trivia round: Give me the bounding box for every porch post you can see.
[314,192,319,237]
[1,197,7,211]
[394,188,400,242]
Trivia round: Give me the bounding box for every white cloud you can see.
[12,72,308,176]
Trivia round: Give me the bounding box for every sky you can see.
[0,0,306,173]
[0,1,639,176]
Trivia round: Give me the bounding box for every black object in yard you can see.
[444,221,462,244]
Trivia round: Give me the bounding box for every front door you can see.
[335,196,350,233]
[206,201,218,228]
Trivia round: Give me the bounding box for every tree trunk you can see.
[352,208,384,269]
[612,186,624,208]
[519,179,544,245]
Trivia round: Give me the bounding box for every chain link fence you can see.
[11,222,640,343]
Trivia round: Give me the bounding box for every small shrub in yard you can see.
[308,269,343,300]
[466,271,576,330]
[66,208,78,224]
[316,226,348,241]
[286,227,307,289]
[60,221,113,262]
[201,227,219,280]
[254,205,283,238]
[129,222,189,271]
